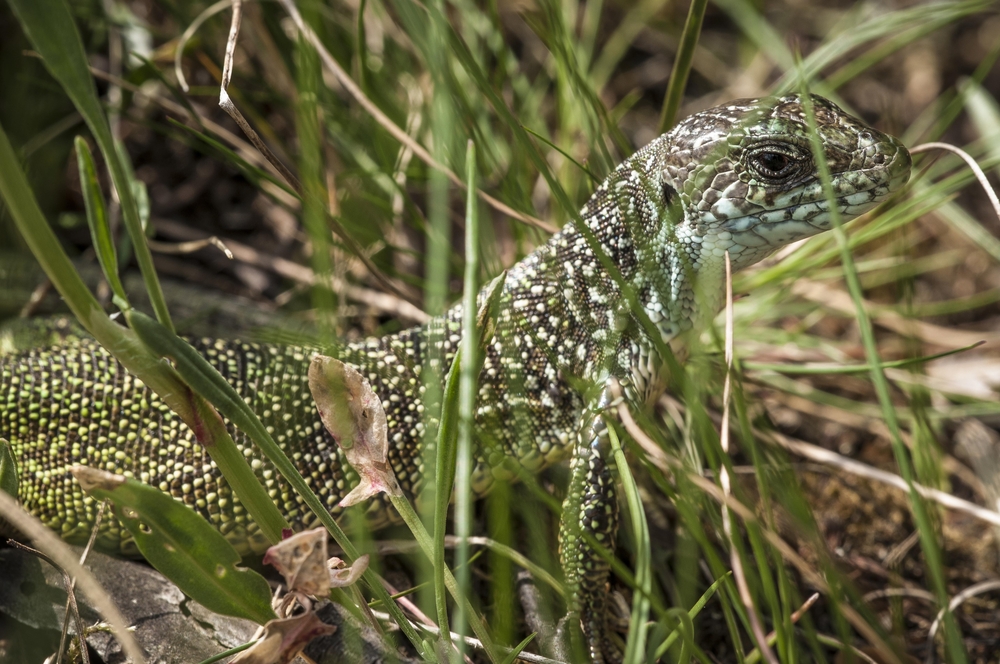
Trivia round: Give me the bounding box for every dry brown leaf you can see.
[308,355,402,506]
[263,528,330,597]
[230,613,336,664]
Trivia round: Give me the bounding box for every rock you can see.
[0,545,258,662]
[0,545,420,663]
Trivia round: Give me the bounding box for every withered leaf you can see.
[308,356,402,506]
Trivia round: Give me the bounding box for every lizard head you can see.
[612,93,911,343]
[656,93,911,272]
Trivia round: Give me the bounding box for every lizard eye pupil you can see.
[756,151,792,175]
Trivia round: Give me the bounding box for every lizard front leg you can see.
[556,388,621,664]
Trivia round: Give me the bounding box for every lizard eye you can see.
[753,151,794,177]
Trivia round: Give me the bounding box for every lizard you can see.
[1,94,911,663]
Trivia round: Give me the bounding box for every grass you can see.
[2,0,1000,662]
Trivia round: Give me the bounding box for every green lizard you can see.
[1,94,911,663]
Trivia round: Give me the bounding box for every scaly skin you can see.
[1,94,910,661]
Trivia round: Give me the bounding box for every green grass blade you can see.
[0,120,109,337]
[712,0,794,73]
[8,0,173,330]
[294,8,337,339]
[522,125,600,184]
[354,0,369,93]
[125,309,292,543]
[825,18,954,91]
[743,341,983,375]
[124,309,425,653]
[0,120,191,416]
[114,138,151,234]
[964,78,1000,181]
[74,136,128,307]
[426,0,456,644]
[195,641,253,664]
[591,0,669,92]
[453,139,480,655]
[432,350,459,645]
[441,20,686,393]
[0,438,18,498]
[389,492,503,663]
[774,1,990,93]
[499,633,537,664]
[654,572,730,659]
[608,425,650,663]
[166,118,295,197]
[130,53,206,134]
[658,0,708,134]
[428,271,507,660]
[74,468,276,625]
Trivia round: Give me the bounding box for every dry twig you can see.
[154,217,428,323]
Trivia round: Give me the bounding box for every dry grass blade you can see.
[84,66,297,207]
[9,539,90,664]
[54,500,107,664]
[953,419,1000,547]
[6,0,1000,659]
[926,580,1000,663]
[911,142,1000,224]
[378,576,478,664]
[665,385,1000,528]
[720,251,778,664]
[758,391,983,495]
[368,610,565,664]
[789,592,819,623]
[863,587,937,604]
[755,592,820,659]
[212,4,418,307]
[211,12,418,307]
[217,0,301,192]
[174,0,232,93]
[791,279,998,347]
[147,236,234,259]
[768,430,1000,526]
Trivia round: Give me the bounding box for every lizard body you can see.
[1,94,911,662]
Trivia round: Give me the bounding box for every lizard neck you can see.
[560,138,724,351]
[469,150,706,402]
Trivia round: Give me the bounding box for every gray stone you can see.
[0,546,419,663]
[0,546,257,662]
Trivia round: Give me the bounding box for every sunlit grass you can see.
[3,0,1000,661]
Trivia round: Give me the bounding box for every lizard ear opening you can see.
[661,181,684,225]
[662,181,676,205]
